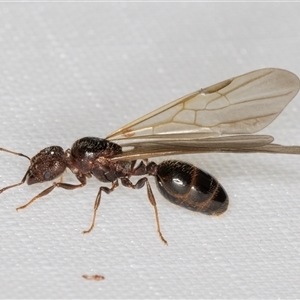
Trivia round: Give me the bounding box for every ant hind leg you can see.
[121,177,168,245]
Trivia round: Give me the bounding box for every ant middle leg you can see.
[121,177,168,245]
[82,180,119,234]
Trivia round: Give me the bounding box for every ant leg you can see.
[16,178,87,211]
[16,184,57,210]
[121,177,168,245]
[82,180,119,234]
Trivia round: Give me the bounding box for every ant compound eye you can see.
[43,170,52,181]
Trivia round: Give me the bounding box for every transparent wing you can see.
[107,68,300,141]
[111,134,300,161]
[110,134,273,160]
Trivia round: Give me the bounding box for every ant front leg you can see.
[16,176,87,211]
[82,180,119,234]
[121,177,168,245]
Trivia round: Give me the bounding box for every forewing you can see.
[107,68,300,141]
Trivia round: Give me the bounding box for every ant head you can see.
[26,146,67,185]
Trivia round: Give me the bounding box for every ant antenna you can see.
[0,148,30,161]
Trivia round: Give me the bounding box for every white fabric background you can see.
[0,3,300,299]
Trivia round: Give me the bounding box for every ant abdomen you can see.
[155,160,228,215]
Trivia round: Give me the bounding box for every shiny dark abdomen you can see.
[155,160,228,215]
